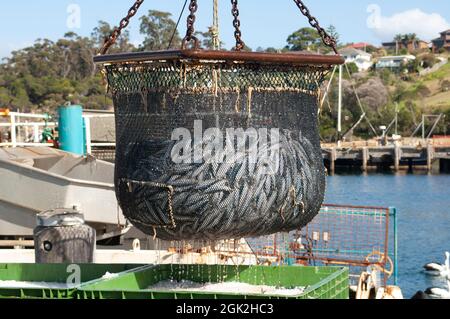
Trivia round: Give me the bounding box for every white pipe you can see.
[0,143,53,147]
[10,114,17,148]
[338,65,343,137]
[9,112,50,120]
[320,66,337,108]
[84,117,92,155]
[90,143,116,147]
[0,123,56,127]
[82,114,115,119]
[33,124,40,143]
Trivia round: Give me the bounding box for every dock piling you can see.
[362,147,369,172]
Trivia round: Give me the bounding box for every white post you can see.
[33,124,40,143]
[422,115,426,140]
[11,114,17,148]
[395,103,399,136]
[337,64,343,143]
[84,117,92,155]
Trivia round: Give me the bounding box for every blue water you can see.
[325,174,450,298]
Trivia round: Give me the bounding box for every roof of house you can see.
[339,47,372,57]
[382,40,429,46]
[440,29,450,34]
[347,42,373,49]
[378,55,416,61]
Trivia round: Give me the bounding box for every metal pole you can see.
[84,117,92,155]
[33,124,40,143]
[395,103,399,135]
[320,66,337,107]
[422,115,425,140]
[427,114,443,139]
[337,64,343,142]
[11,114,17,148]
[390,207,398,286]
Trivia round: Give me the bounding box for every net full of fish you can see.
[108,61,329,241]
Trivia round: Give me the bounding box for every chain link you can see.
[293,0,338,54]
[182,0,200,49]
[231,0,245,51]
[99,0,145,55]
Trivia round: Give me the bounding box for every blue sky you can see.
[1,0,450,58]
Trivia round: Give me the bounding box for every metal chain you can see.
[293,0,338,54]
[124,179,177,229]
[182,0,200,49]
[231,0,245,51]
[99,0,145,55]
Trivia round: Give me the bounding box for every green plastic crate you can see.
[78,265,349,299]
[0,264,142,299]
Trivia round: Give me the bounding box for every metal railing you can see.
[241,205,398,286]
[83,114,116,155]
[0,112,116,155]
[0,112,55,147]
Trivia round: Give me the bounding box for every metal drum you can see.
[34,208,96,263]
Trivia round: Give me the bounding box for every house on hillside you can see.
[347,42,375,52]
[382,40,429,53]
[375,55,416,71]
[339,47,373,71]
[432,29,450,52]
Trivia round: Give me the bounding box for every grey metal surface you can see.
[0,147,126,237]
[37,208,85,227]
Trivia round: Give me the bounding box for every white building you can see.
[339,47,373,71]
[375,55,416,70]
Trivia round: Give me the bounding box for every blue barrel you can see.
[58,105,85,155]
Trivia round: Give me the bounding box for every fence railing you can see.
[83,114,116,155]
[237,204,398,286]
[0,112,116,155]
[0,112,55,147]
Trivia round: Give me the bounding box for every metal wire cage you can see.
[94,1,344,241]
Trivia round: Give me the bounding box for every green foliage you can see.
[0,11,185,112]
[91,21,134,53]
[440,79,450,92]
[420,54,438,69]
[326,25,340,46]
[379,69,394,85]
[0,12,447,141]
[139,10,181,50]
[195,28,225,50]
[285,27,323,52]
[345,62,359,75]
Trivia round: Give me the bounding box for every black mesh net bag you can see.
[94,0,344,241]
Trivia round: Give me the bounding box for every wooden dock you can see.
[322,141,450,174]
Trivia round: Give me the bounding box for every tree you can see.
[0,32,110,112]
[326,25,340,47]
[406,33,419,50]
[285,27,322,51]
[91,20,134,53]
[195,27,225,50]
[139,10,181,51]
